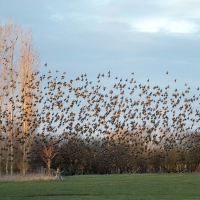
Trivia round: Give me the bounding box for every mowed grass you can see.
[0,173,200,200]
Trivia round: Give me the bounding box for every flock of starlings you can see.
[1,66,200,171]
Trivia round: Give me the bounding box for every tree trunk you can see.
[0,142,1,177]
[6,152,8,175]
[47,158,51,176]
[0,118,2,177]
[22,139,27,177]
[10,86,14,176]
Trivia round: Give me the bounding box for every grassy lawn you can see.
[0,173,200,200]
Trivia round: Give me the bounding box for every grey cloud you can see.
[1,0,200,88]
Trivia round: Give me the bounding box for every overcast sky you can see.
[1,0,200,93]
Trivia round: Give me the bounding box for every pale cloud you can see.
[130,18,199,34]
[90,0,114,6]
[130,18,168,33]
[46,0,200,35]
[93,0,200,33]
[51,14,65,21]
[165,21,199,33]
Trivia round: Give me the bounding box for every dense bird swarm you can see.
[1,69,200,175]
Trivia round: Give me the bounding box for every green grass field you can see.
[0,173,200,200]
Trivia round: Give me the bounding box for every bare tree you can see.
[42,140,57,175]
[0,20,40,176]
[0,20,19,176]
[18,27,39,177]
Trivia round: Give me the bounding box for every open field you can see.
[0,173,200,200]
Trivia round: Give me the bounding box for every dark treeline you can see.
[11,128,200,175]
[33,131,200,174]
